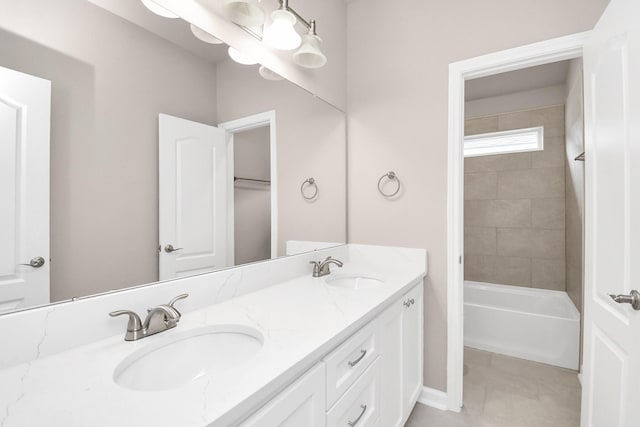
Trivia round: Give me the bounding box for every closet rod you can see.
[234,177,271,184]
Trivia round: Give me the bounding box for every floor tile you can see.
[405,348,581,426]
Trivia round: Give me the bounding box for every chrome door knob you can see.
[164,244,183,253]
[609,290,640,310]
[20,257,45,268]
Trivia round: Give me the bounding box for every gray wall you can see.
[464,105,566,289]
[0,0,218,301]
[234,127,272,265]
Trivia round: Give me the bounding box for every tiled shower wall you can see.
[464,105,566,290]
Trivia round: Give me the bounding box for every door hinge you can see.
[459,255,462,265]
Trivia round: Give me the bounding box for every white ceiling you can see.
[88,0,229,64]
[465,60,571,101]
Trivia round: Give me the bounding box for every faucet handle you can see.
[109,310,143,332]
[309,260,321,276]
[169,293,189,308]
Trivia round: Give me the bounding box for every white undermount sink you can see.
[113,324,264,391]
[325,274,384,290]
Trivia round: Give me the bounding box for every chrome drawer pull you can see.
[347,404,367,427]
[348,349,367,367]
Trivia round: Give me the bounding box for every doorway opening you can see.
[460,58,585,425]
[446,32,591,417]
[218,111,278,264]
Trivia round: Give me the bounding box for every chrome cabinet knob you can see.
[164,244,183,253]
[20,256,45,268]
[609,290,640,310]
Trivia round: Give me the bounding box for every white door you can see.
[158,114,230,280]
[0,66,50,313]
[581,0,640,425]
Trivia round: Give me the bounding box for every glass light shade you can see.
[228,47,257,65]
[263,9,301,51]
[190,24,223,45]
[140,0,179,18]
[259,66,284,81]
[292,33,327,69]
[223,0,265,28]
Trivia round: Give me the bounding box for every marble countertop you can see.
[0,253,425,427]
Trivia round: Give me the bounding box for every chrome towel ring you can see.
[301,177,318,200]
[378,171,401,197]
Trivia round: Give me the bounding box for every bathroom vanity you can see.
[0,244,426,426]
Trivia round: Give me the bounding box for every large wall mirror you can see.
[0,0,346,315]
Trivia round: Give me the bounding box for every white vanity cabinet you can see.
[401,282,424,417]
[238,281,424,427]
[378,281,424,426]
[239,363,326,427]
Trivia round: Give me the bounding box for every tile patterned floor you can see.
[406,347,581,427]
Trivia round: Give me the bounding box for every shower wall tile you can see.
[532,198,565,229]
[464,105,567,291]
[465,227,497,255]
[530,229,565,259]
[465,199,531,228]
[465,153,532,173]
[465,255,497,283]
[497,229,532,258]
[532,137,565,168]
[497,167,565,199]
[465,172,498,200]
[465,115,499,135]
[493,256,531,286]
[532,258,566,290]
[498,105,565,137]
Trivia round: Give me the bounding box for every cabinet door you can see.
[402,282,423,416]
[239,363,326,427]
[377,300,404,427]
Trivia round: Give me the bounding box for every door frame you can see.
[446,32,590,411]
[218,110,278,260]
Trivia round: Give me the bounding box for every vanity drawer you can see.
[323,321,378,408]
[326,358,380,427]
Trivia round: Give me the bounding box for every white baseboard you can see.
[417,386,449,411]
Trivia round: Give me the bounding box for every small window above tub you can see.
[464,126,544,157]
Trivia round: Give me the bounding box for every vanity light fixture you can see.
[223,0,265,28]
[228,46,257,65]
[262,0,301,51]
[292,21,326,69]
[140,0,179,19]
[190,24,224,44]
[259,65,284,81]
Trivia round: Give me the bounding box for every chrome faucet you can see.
[109,294,188,341]
[310,256,344,277]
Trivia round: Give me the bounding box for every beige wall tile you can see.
[531,229,565,259]
[465,255,497,283]
[465,172,497,200]
[465,153,532,173]
[532,198,565,229]
[465,199,531,228]
[497,167,565,199]
[494,256,531,286]
[465,227,497,255]
[497,228,531,257]
[465,115,499,136]
[497,106,565,138]
[532,137,566,169]
[532,258,566,290]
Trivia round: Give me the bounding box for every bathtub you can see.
[464,281,580,370]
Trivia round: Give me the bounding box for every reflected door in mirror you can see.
[0,66,51,313]
[158,114,230,280]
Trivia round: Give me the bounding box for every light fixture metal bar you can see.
[278,0,316,34]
